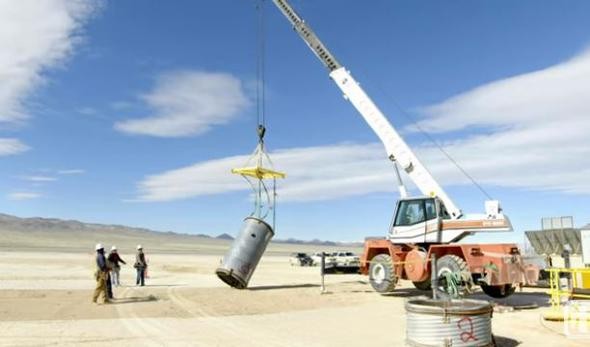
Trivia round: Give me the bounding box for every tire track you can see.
[114,286,173,346]
[166,286,302,347]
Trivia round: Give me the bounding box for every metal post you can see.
[562,245,572,290]
[320,252,326,293]
[431,254,437,300]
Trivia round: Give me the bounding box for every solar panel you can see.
[525,229,582,256]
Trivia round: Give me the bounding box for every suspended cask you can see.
[216,217,274,289]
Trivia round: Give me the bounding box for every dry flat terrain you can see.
[0,241,587,346]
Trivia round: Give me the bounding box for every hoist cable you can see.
[261,0,267,128]
[255,0,267,129]
[354,68,493,201]
[389,97,494,201]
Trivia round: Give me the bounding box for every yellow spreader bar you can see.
[231,166,286,179]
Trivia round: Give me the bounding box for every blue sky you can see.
[1,0,589,243]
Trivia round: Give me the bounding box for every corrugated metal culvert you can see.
[406,297,494,347]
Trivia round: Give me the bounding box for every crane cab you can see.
[389,197,451,244]
[388,197,512,244]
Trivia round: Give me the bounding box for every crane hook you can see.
[257,124,266,143]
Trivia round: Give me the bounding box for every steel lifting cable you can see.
[387,97,494,201]
[237,0,279,223]
[228,1,285,228]
[255,0,266,131]
[353,68,494,201]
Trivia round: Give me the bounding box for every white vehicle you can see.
[310,252,323,266]
[332,251,360,269]
[310,252,338,268]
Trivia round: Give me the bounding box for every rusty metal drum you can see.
[216,217,274,289]
[405,298,493,347]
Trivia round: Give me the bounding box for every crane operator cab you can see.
[388,197,512,244]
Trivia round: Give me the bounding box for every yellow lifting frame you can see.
[231,166,286,180]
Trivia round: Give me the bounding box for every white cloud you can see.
[115,71,249,137]
[136,154,247,202]
[0,138,29,156]
[20,175,57,182]
[134,49,590,202]
[415,49,590,134]
[57,169,85,175]
[0,0,101,125]
[0,0,101,154]
[135,143,396,202]
[412,49,590,194]
[7,192,42,201]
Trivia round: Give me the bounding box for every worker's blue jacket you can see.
[96,252,107,271]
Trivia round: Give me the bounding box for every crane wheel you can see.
[369,254,397,293]
[412,278,432,291]
[480,284,516,298]
[436,254,472,297]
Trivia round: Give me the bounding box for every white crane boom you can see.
[272,0,462,218]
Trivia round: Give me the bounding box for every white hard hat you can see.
[95,243,104,251]
[111,245,117,251]
[137,244,142,250]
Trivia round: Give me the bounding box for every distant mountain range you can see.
[0,213,361,247]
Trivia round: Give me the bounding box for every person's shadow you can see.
[112,295,158,304]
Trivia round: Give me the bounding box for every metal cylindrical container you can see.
[406,298,494,347]
[215,217,274,289]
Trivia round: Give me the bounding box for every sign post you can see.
[320,252,327,293]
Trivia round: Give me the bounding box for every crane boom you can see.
[272,0,462,218]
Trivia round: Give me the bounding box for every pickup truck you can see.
[330,251,360,272]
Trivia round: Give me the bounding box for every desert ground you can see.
[0,236,587,346]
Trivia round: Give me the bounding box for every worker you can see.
[108,246,126,287]
[134,245,147,286]
[92,243,110,304]
[106,267,114,300]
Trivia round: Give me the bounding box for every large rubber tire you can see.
[436,255,472,296]
[369,254,397,293]
[412,278,432,291]
[480,284,516,298]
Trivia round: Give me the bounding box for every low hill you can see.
[0,213,362,255]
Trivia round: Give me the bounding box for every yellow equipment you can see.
[232,125,285,226]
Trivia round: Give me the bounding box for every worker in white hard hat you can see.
[134,245,147,286]
[107,245,127,287]
[92,243,110,304]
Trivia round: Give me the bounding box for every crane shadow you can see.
[248,283,320,291]
[470,291,551,308]
[493,335,521,347]
[381,288,430,298]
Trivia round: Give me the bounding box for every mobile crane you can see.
[272,0,535,298]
